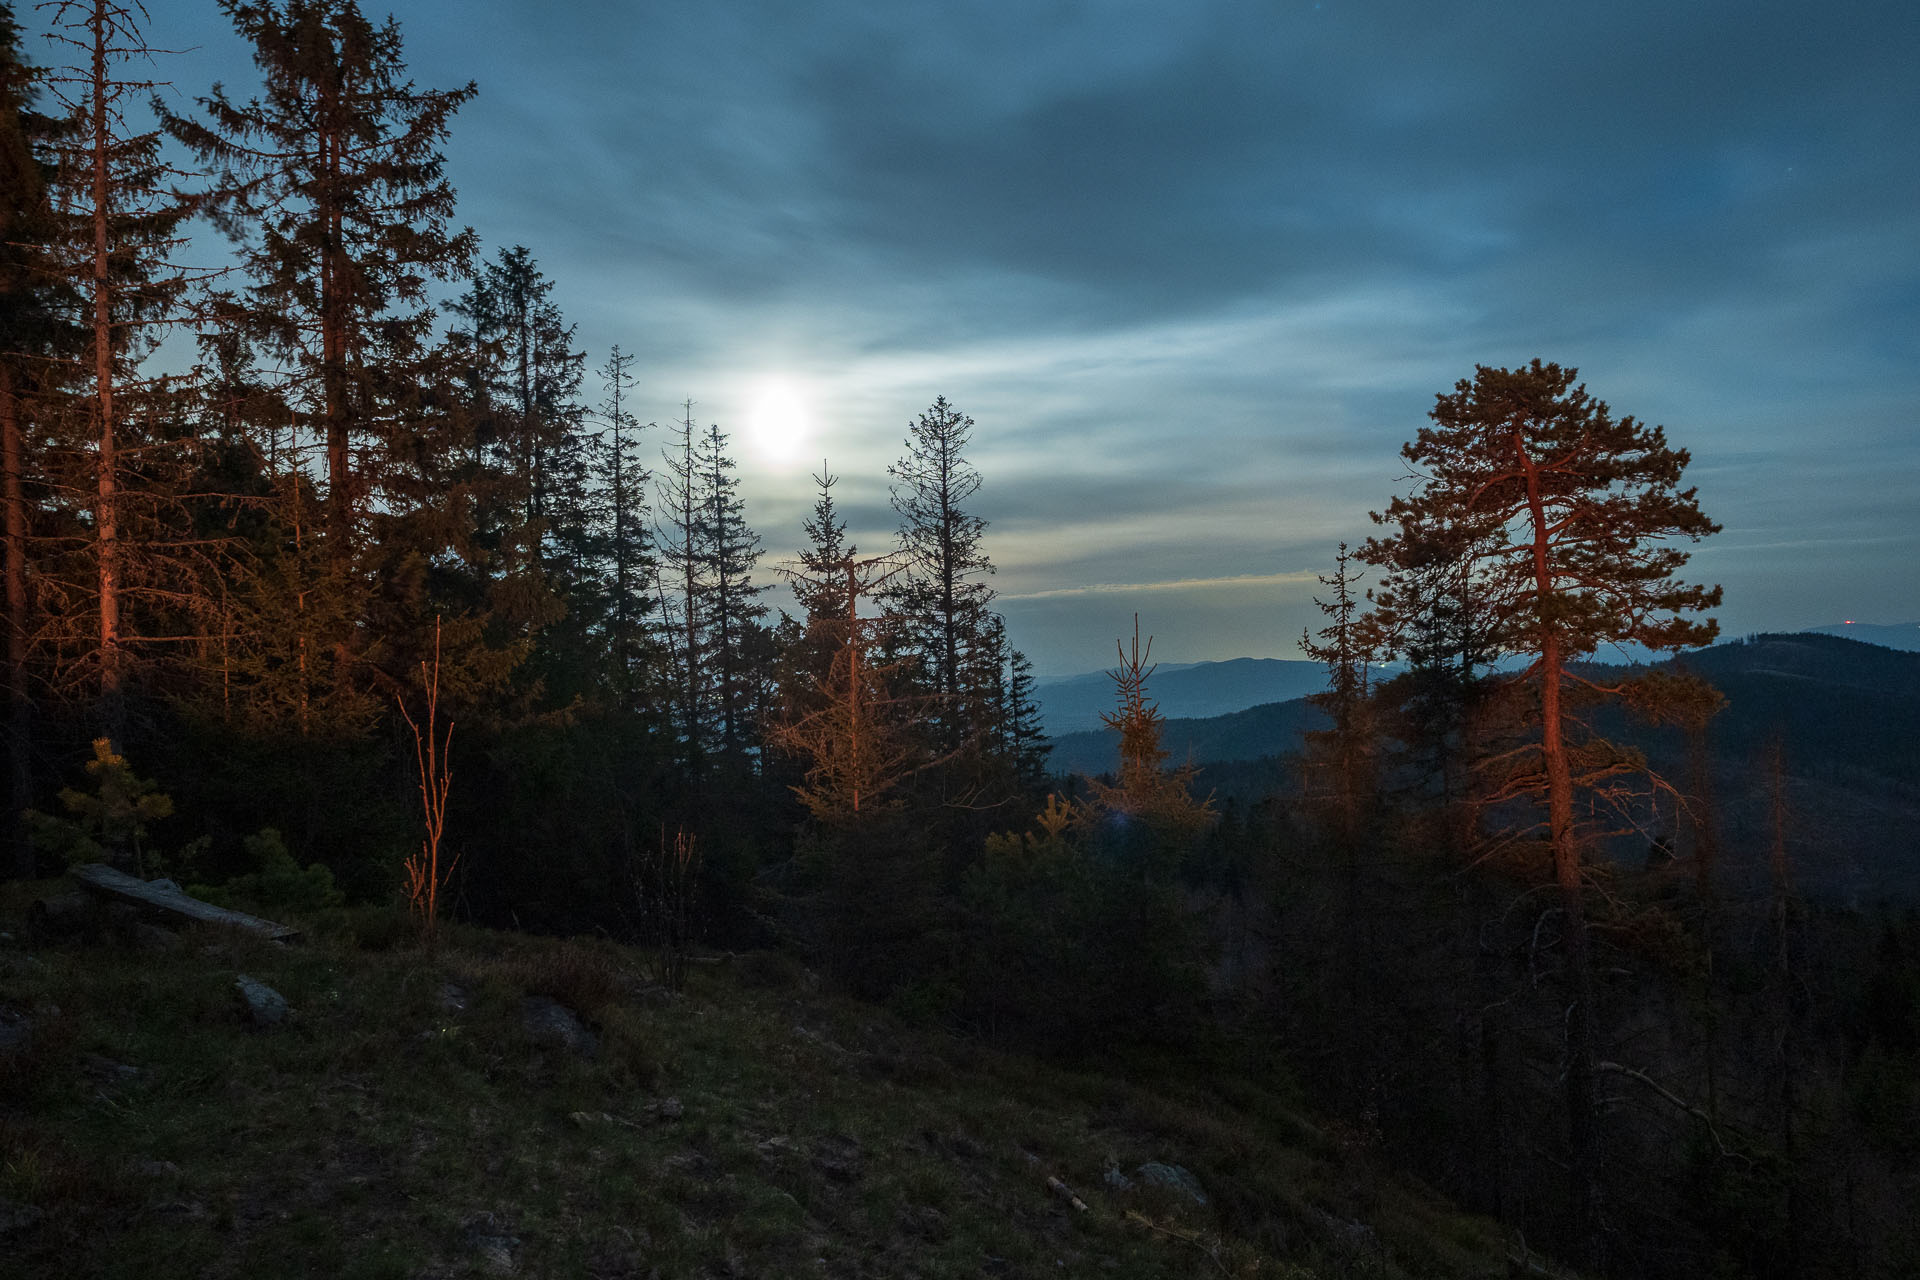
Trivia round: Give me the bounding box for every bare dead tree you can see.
[397,616,455,944]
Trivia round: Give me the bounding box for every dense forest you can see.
[4,4,1918,1277]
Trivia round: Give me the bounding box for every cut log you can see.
[67,863,300,942]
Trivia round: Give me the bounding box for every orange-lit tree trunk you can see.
[82,6,121,745]
[1521,428,1597,1251]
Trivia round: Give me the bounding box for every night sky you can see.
[145,0,1919,675]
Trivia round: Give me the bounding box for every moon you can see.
[748,379,809,464]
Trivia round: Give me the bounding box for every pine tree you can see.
[693,421,766,768]
[448,244,598,706]
[654,401,705,764]
[160,0,477,582]
[887,395,995,755]
[589,345,654,712]
[0,0,70,874]
[770,482,922,823]
[1361,359,1720,1264]
[1299,542,1377,846]
[450,244,588,568]
[987,614,1050,796]
[38,0,210,745]
[1084,614,1210,833]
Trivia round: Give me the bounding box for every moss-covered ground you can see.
[0,888,1521,1279]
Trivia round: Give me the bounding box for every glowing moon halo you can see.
[747,380,809,464]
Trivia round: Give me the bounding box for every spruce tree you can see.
[1361,359,1721,1264]
[0,0,68,873]
[887,395,995,756]
[1299,544,1374,822]
[38,0,207,745]
[654,401,706,764]
[693,420,766,768]
[160,0,476,582]
[589,345,654,713]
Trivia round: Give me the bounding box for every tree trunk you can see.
[320,106,351,576]
[1522,430,1599,1265]
[0,363,32,878]
[87,6,123,749]
[1690,719,1721,1123]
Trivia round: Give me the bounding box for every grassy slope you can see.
[1,895,1520,1280]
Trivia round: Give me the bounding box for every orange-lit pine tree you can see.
[771,537,923,823]
[1084,614,1211,832]
[1362,359,1720,1265]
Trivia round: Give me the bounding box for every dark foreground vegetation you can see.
[1,902,1523,1279]
[3,2,1918,1277]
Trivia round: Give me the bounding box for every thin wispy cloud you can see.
[1004,571,1322,602]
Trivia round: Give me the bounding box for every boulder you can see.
[522,996,597,1057]
[234,974,289,1026]
[1136,1162,1208,1207]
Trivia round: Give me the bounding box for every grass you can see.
[0,883,1517,1278]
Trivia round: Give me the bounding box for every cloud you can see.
[1003,570,1322,602]
[141,0,1920,667]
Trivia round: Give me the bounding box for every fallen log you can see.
[67,863,300,942]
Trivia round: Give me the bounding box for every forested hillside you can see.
[1054,633,1920,900]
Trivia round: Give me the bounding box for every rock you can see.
[812,1133,863,1183]
[0,1198,45,1235]
[0,1006,29,1054]
[1103,1165,1135,1191]
[81,1053,142,1084]
[632,985,677,1009]
[463,1212,520,1276]
[234,974,289,1026]
[1136,1162,1208,1207]
[522,995,597,1057]
[132,922,181,953]
[1311,1207,1384,1258]
[650,1096,684,1121]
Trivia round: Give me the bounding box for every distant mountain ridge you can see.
[1043,633,1920,903]
[1802,621,1920,652]
[1033,656,1331,735]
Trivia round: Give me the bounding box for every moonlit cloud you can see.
[148,0,1920,675]
[1003,572,1324,603]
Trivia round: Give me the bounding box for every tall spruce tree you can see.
[589,345,653,712]
[39,0,206,745]
[770,473,922,824]
[160,0,476,585]
[450,245,588,567]
[1361,359,1720,1265]
[887,395,995,757]
[654,401,706,764]
[693,420,766,769]
[1299,542,1377,846]
[0,0,69,873]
